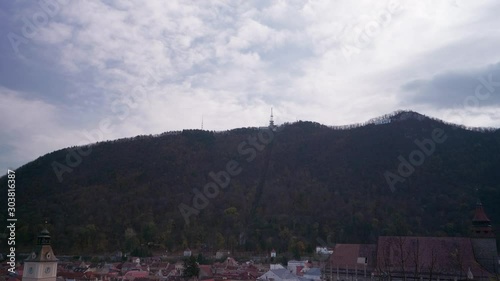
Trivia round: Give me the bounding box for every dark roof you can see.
[472,202,491,223]
[376,236,492,277]
[304,268,321,276]
[329,244,377,268]
[270,268,298,279]
[24,246,58,262]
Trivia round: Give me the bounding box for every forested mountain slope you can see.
[1,111,499,255]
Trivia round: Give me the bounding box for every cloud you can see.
[0,87,81,171]
[401,62,500,108]
[2,0,500,172]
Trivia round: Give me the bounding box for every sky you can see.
[1,0,500,172]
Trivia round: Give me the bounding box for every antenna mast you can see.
[269,108,275,128]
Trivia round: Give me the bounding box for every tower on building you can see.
[470,201,499,274]
[22,228,58,281]
[472,200,494,238]
[270,249,277,258]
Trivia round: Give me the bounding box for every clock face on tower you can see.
[45,267,51,274]
[28,267,33,274]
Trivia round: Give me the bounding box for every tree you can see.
[377,238,393,281]
[196,253,206,264]
[408,238,426,281]
[395,236,409,281]
[183,256,200,281]
[124,227,139,252]
[427,246,439,281]
[216,232,225,250]
[280,255,289,267]
[142,221,157,243]
[449,244,465,280]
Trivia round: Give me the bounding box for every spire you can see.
[472,200,494,238]
[201,115,204,130]
[473,200,491,223]
[37,228,51,245]
[26,227,58,262]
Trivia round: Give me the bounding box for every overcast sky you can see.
[1,0,500,172]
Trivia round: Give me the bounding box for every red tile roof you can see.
[199,265,213,277]
[473,203,491,222]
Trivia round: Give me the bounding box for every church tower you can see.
[472,201,495,238]
[22,229,58,281]
[470,201,499,274]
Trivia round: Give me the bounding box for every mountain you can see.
[1,110,499,255]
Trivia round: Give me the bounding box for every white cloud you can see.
[2,0,500,171]
[0,87,82,171]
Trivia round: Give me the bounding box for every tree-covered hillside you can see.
[1,111,499,255]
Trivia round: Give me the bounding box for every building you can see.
[470,201,499,275]
[375,236,492,281]
[287,260,309,276]
[271,250,277,258]
[123,270,149,281]
[326,243,376,281]
[258,268,302,281]
[374,202,499,281]
[271,265,286,270]
[303,268,322,281]
[216,250,231,259]
[22,229,58,281]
